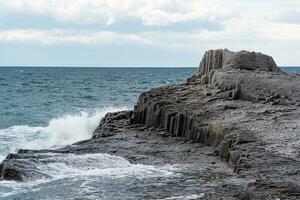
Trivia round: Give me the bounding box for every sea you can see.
[0,67,299,199]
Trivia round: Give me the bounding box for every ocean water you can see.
[281,67,300,73]
[0,66,299,199]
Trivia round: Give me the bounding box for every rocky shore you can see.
[1,49,299,199]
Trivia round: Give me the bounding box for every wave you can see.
[0,153,178,198]
[160,194,205,200]
[35,153,176,180]
[0,107,128,159]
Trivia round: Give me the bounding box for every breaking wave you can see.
[0,153,178,198]
[0,107,128,159]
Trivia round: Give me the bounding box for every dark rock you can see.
[130,49,300,199]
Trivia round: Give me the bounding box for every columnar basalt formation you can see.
[130,50,300,162]
[188,49,300,104]
[1,49,300,199]
[189,49,280,83]
[128,49,300,198]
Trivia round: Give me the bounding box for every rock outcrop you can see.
[188,49,300,105]
[128,50,300,199]
[199,49,279,73]
[189,49,280,83]
[1,49,300,199]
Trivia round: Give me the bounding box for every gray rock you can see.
[130,49,300,199]
[199,49,281,76]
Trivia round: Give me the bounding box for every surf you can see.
[0,107,128,161]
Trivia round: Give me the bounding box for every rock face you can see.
[199,49,279,73]
[1,49,300,199]
[188,50,300,105]
[189,49,280,83]
[129,50,300,199]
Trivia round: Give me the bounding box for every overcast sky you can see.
[0,0,299,67]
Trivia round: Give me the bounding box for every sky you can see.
[0,0,300,67]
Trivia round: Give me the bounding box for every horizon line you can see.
[0,66,299,68]
[0,66,198,68]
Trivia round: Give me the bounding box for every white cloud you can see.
[134,0,236,26]
[0,29,145,45]
[0,0,237,26]
[1,18,300,48]
[257,22,300,41]
[0,0,300,65]
[1,0,136,25]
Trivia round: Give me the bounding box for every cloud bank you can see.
[0,0,236,26]
[0,0,299,66]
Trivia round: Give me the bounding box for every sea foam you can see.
[0,107,127,159]
[34,153,176,180]
[0,152,178,199]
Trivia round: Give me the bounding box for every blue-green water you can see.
[0,67,201,200]
[0,67,197,157]
[0,67,298,199]
[0,67,198,129]
[281,67,300,73]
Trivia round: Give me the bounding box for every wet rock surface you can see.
[1,49,300,199]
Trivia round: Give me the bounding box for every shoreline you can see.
[1,49,300,199]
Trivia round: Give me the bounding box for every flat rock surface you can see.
[131,81,300,199]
